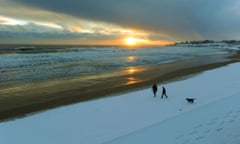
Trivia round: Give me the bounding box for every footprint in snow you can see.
[216,127,223,132]
[229,119,235,123]
[195,136,204,141]
[189,130,198,135]
[193,124,203,129]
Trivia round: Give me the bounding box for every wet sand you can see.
[0,51,240,121]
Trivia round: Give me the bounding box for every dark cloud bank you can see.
[10,0,240,41]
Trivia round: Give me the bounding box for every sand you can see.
[0,50,239,121]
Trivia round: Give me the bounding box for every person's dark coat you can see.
[152,84,158,97]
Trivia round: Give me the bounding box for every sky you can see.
[0,0,240,46]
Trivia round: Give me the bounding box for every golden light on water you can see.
[124,66,144,85]
[125,66,146,75]
[127,56,137,62]
[126,77,140,85]
[127,67,136,74]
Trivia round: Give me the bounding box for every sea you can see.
[0,45,231,87]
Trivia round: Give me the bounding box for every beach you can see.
[1,1,240,143]
[0,49,239,121]
[1,59,240,144]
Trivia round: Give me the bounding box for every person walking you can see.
[161,86,168,99]
[152,83,158,98]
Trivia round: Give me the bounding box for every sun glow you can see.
[124,37,149,47]
[125,37,138,46]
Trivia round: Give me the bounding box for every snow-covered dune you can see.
[0,62,240,144]
[106,93,240,144]
[105,62,240,144]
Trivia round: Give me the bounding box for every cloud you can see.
[0,1,140,44]
[7,0,240,41]
[1,0,240,45]
[0,22,123,45]
[0,17,10,25]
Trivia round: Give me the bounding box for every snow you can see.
[106,93,240,144]
[1,62,240,144]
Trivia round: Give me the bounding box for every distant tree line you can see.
[176,40,240,45]
[221,40,240,44]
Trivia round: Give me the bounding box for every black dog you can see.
[186,98,196,103]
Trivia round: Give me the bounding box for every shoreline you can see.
[0,51,240,121]
[1,61,240,144]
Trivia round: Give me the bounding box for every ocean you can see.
[0,45,229,87]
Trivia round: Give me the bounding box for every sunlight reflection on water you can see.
[125,77,142,85]
[124,66,145,85]
[126,56,137,62]
[0,46,228,88]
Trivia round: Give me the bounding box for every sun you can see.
[124,37,151,47]
[125,37,138,46]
